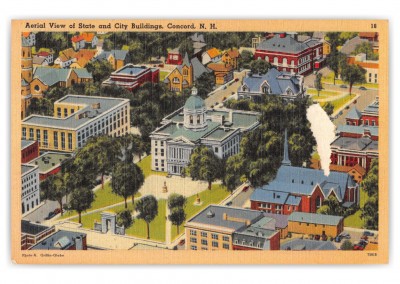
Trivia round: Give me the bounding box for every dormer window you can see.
[286,88,293,96]
[197,115,200,124]
[173,77,180,84]
[190,115,193,124]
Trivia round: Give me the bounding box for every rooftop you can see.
[337,125,378,137]
[29,152,72,173]
[113,64,150,76]
[346,107,362,120]
[21,139,36,150]
[22,95,128,130]
[288,212,343,226]
[281,238,337,251]
[331,136,378,152]
[21,164,38,175]
[257,33,316,54]
[340,36,369,55]
[29,230,86,250]
[21,220,50,235]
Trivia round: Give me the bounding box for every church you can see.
[250,130,359,215]
[150,87,260,175]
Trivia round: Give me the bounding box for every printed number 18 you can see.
[371,23,377,29]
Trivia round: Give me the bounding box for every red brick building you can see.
[102,64,160,91]
[254,33,323,75]
[166,48,183,65]
[21,220,55,250]
[21,140,39,163]
[28,152,72,181]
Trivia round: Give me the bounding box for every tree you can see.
[179,40,194,57]
[250,60,272,75]
[317,195,343,216]
[111,161,144,209]
[69,184,95,224]
[327,51,346,85]
[86,60,114,83]
[361,196,378,230]
[360,159,379,230]
[289,133,313,167]
[74,135,121,189]
[135,195,158,239]
[239,50,254,69]
[186,146,223,190]
[195,72,215,99]
[116,209,134,229]
[40,175,65,216]
[167,193,187,209]
[352,42,378,60]
[314,73,323,97]
[323,102,335,116]
[361,159,378,197]
[224,154,247,194]
[340,63,366,95]
[341,240,353,250]
[168,207,186,235]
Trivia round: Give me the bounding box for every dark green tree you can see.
[361,159,378,197]
[69,182,95,224]
[179,40,194,57]
[224,154,247,194]
[195,72,215,99]
[317,196,343,216]
[250,60,272,75]
[111,161,144,209]
[86,60,114,83]
[40,175,66,216]
[352,42,379,60]
[340,240,353,250]
[314,73,323,97]
[340,63,367,95]
[239,50,254,69]
[167,193,187,209]
[168,207,186,235]
[327,51,346,85]
[117,209,134,228]
[135,195,158,239]
[323,102,335,116]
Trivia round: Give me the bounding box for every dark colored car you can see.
[226,201,233,206]
[340,84,347,88]
[359,86,367,90]
[235,78,239,82]
[340,232,351,239]
[363,231,374,237]
[45,211,56,220]
[242,186,249,192]
[53,208,62,215]
[335,235,343,243]
[361,235,369,241]
[314,235,321,241]
[178,239,185,246]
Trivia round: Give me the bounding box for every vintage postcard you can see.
[11,19,388,264]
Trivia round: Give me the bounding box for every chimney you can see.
[75,235,83,250]
[228,110,233,123]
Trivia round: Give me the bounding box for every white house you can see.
[202,48,222,65]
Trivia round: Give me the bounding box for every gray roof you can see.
[113,64,149,76]
[312,32,325,39]
[33,56,47,65]
[22,95,128,130]
[297,35,311,42]
[340,36,369,55]
[21,164,37,175]
[262,212,289,229]
[33,67,71,86]
[346,107,362,120]
[288,212,343,226]
[73,68,93,78]
[257,34,309,54]
[337,125,378,137]
[190,33,205,43]
[363,98,379,115]
[29,152,72,173]
[96,49,129,61]
[331,136,378,152]
[21,79,29,87]
[251,164,356,203]
[29,230,86,250]
[281,238,337,251]
[191,57,211,80]
[21,139,36,150]
[240,68,301,96]
[184,91,205,110]
[187,205,264,231]
[171,121,220,143]
[21,220,50,235]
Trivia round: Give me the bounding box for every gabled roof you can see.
[33,56,48,65]
[96,49,129,61]
[257,34,310,54]
[340,36,369,55]
[73,68,93,78]
[337,125,379,137]
[281,238,337,251]
[33,67,71,86]
[57,48,76,62]
[71,35,85,43]
[346,107,362,120]
[81,32,97,42]
[191,57,211,80]
[207,62,233,72]
[240,68,301,95]
[226,49,240,59]
[75,49,97,67]
[206,48,221,59]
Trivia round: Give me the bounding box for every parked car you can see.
[361,235,369,241]
[340,84,347,88]
[335,235,343,243]
[314,234,321,241]
[45,211,56,220]
[226,201,233,206]
[359,86,367,90]
[53,208,62,215]
[242,186,249,192]
[353,244,365,250]
[363,231,374,237]
[359,240,369,247]
[339,232,351,239]
[234,78,239,82]
[178,239,185,246]
[321,234,328,241]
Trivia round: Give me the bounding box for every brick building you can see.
[254,33,323,75]
[21,220,55,250]
[28,152,72,181]
[29,230,87,250]
[21,140,39,163]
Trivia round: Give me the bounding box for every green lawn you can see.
[71,199,167,242]
[344,187,368,228]
[58,181,141,220]
[320,94,356,113]
[160,71,170,82]
[307,88,341,100]
[171,183,230,241]
[322,71,379,89]
[137,155,168,179]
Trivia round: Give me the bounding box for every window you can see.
[316,196,322,209]
[201,232,207,238]
[197,115,200,124]
[61,132,65,150]
[54,132,58,149]
[201,239,208,246]
[222,236,229,242]
[273,57,278,64]
[189,115,193,124]
[22,128,26,140]
[57,107,61,117]
[68,133,73,150]
[191,245,197,250]
[64,108,68,117]
[212,241,218,248]
[43,130,48,147]
[265,56,269,62]
[214,147,218,153]
[36,130,41,145]
[190,237,197,243]
[172,77,180,84]
[212,234,218,240]
[190,230,197,236]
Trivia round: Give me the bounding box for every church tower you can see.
[183,87,207,131]
[282,129,291,166]
[21,33,34,119]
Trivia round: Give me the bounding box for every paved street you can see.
[205,70,247,107]
[22,197,66,223]
[230,186,254,208]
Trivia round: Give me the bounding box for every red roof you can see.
[71,35,85,43]
[37,51,50,57]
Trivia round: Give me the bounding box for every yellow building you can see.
[21,33,34,119]
[322,40,331,56]
[164,53,193,92]
[221,48,241,70]
[22,95,130,153]
[288,212,344,238]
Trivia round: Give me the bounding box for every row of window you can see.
[190,244,229,250]
[189,230,230,241]
[22,184,38,197]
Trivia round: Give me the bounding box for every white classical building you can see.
[21,164,40,214]
[150,87,260,175]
